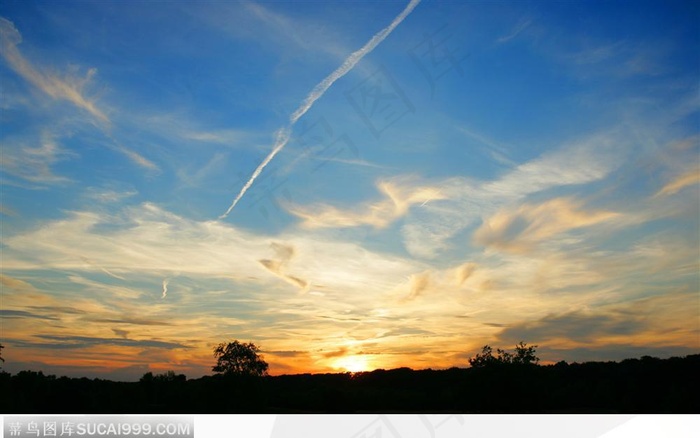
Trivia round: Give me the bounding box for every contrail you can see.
[161,279,168,299]
[219,0,421,219]
[80,256,126,280]
[219,128,291,219]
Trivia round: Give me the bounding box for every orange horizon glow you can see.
[5,331,700,381]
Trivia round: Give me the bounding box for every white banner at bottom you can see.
[3,415,699,438]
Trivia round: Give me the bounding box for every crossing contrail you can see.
[219,0,421,219]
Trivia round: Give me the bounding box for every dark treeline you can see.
[1,354,699,413]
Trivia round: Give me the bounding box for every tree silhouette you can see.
[468,345,498,368]
[212,341,269,376]
[0,343,4,367]
[140,370,186,383]
[512,341,539,365]
[469,342,539,368]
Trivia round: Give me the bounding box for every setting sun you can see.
[334,355,370,373]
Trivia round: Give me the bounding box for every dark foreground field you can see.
[2,354,699,413]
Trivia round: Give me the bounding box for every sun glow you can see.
[334,355,370,373]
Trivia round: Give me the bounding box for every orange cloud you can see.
[400,272,431,302]
[258,242,310,292]
[287,178,446,229]
[474,197,620,253]
[454,263,476,286]
[654,169,700,197]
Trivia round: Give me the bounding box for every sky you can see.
[0,0,698,381]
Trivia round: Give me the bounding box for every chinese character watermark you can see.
[227,161,292,221]
[349,416,402,438]
[418,415,466,437]
[60,422,75,437]
[43,422,57,437]
[227,116,360,222]
[26,422,39,437]
[296,117,359,172]
[409,24,469,98]
[346,65,414,138]
[9,423,22,437]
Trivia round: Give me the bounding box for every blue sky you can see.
[1,0,698,380]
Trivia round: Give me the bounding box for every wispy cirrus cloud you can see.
[0,17,108,123]
[241,1,350,59]
[654,168,700,197]
[196,0,349,62]
[85,188,138,204]
[557,37,671,79]
[482,131,625,198]
[114,144,159,171]
[457,125,516,167]
[0,17,159,173]
[496,17,532,44]
[183,129,245,145]
[0,134,74,185]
